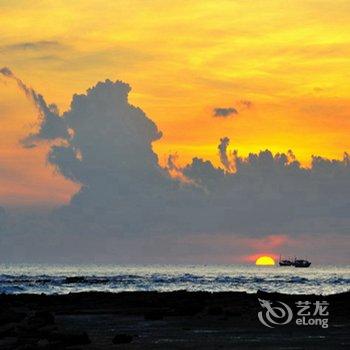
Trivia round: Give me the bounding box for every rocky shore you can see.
[0,290,349,349]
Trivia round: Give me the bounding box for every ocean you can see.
[0,264,349,295]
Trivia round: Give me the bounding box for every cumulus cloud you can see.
[22,78,193,234]
[48,80,168,192]
[218,137,233,171]
[166,153,195,185]
[0,67,68,144]
[2,70,350,264]
[167,153,180,172]
[181,148,350,235]
[213,107,238,117]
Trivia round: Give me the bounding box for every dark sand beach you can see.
[0,290,349,349]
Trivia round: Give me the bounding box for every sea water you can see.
[0,264,349,295]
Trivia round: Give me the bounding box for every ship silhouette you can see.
[279,255,311,268]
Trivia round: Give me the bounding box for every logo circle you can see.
[258,299,293,328]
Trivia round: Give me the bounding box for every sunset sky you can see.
[1,0,350,207]
[1,1,350,264]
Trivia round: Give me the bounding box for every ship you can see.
[278,255,293,266]
[293,258,311,268]
[279,255,311,268]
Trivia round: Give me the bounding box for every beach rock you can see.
[173,302,204,316]
[0,323,17,338]
[35,311,55,325]
[26,311,55,329]
[144,310,164,320]
[224,308,242,317]
[16,344,50,350]
[112,333,134,344]
[0,337,18,349]
[207,305,223,316]
[37,324,58,335]
[49,330,91,346]
[36,338,50,348]
[0,309,27,325]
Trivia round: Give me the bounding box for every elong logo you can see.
[258,299,329,329]
[258,299,293,328]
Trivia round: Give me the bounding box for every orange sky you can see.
[1,0,350,206]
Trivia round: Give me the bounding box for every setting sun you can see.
[255,256,275,266]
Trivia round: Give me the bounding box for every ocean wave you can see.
[0,266,349,295]
[1,274,349,286]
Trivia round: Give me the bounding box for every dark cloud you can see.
[213,101,252,118]
[218,137,232,171]
[0,41,61,52]
[1,70,350,263]
[33,55,62,61]
[0,67,68,144]
[167,153,179,172]
[48,80,168,193]
[6,71,350,236]
[181,146,350,235]
[239,100,253,109]
[0,206,6,234]
[213,107,238,117]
